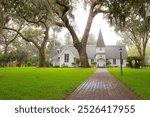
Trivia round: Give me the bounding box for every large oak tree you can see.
[108,0,150,64]
[49,0,109,67]
[1,0,52,67]
[1,0,149,67]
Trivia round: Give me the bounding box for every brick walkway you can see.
[65,69,141,100]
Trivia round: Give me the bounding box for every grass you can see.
[107,68,150,99]
[0,67,96,100]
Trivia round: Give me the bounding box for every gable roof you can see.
[96,29,105,47]
[50,45,97,59]
[50,45,128,60]
[58,46,76,58]
[105,46,128,59]
[50,46,65,60]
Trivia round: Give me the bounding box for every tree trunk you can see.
[79,50,90,67]
[78,5,95,68]
[79,46,90,67]
[141,43,146,67]
[38,47,45,67]
[63,4,95,68]
[130,62,133,68]
[37,26,49,67]
[4,44,8,55]
[135,43,142,56]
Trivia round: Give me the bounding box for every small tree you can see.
[75,58,80,67]
[0,53,10,67]
[126,56,144,68]
[106,59,111,67]
[30,56,38,66]
[91,62,96,67]
[9,50,28,67]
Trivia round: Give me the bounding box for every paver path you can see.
[65,69,141,100]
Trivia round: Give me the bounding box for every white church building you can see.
[50,30,128,67]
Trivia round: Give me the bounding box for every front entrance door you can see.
[97,59,105,68]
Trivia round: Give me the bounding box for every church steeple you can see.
[96,29,105,47]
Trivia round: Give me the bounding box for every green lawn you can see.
[107,68,150,99]
[0,67,96,100]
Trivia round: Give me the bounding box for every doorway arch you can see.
[97,58,106,68]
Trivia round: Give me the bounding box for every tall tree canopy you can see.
[0,0,149,67]
[49,0,150,67]
[110,0,150,64]
[48,0,110,67]
[1,0,53,67]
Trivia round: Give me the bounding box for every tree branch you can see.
[53,1,80,49]
[2,25,21,45]
[92,0,109,16]
[41,26,49,48]
[8,24,23,44]
[22,15,45,27]
[63,16,80,49]
[3,27,40,49]
[81,7,94,46]
[2,33,7,44]
[93,8,109,16]
[55,21,65,27]
[95,9,109,15]
[55,0,69,17]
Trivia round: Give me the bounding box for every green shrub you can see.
[126,56,144,68]
[45,60,50,67]
[61,64,68,68]
[26,61,32,67]
[91,62,96,67]
[106,59,111,67]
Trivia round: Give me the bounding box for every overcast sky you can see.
[58,3,122,45]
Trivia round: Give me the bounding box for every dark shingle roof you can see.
[68,45,96,58]
[50,45,128,60]
[105,46,128,59]
[96,29,105,47]
[50,46,65,59]
[50,45,97,59]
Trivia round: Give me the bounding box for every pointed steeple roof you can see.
[96,29,105,47]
